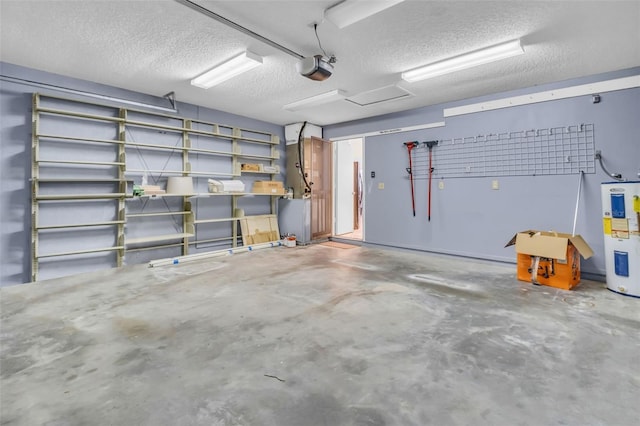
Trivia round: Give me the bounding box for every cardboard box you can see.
[239,214,280,245]
[505,230,594,290]
[252,180,285,195]
[241,163,262,172]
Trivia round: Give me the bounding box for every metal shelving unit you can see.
[31,93,281,281]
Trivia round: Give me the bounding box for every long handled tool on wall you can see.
[424,140,439,221]
[572,170,584,236]
[404,141,419,216]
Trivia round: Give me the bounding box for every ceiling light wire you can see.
[314,24,328,58]
[313,23,336,64]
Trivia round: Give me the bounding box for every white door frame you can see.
[331,137,364,240]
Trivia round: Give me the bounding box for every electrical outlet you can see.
[438,181,445,190]
[492,180,499,190]
[378,182,385,190]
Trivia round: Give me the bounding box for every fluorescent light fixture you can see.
[401,39,525,83]
[191,51,263,88]
[325,0,405,29]
[283,90,347,111]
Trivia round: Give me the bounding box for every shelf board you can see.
[35,193,127,201]
[192,192,247,197]
[240,170,279,175]
[33,178,130,183]
[237,136,279,145]
[237,153,278,160]
[36,245,124,259]
[125,170,238,178]
[126,242,186,252]
[187,147,234,157]
[193,217,238,224]
[127,192,278,199]
[37,133,124,147]
[126,211,191,218]
[37,106,123,125]
[125,169,187,176]
[189,236,234,245]
[192,192,242,197]
[37,220,125,230]
[192,192,280,197]
[128,193,194,199]
[190,171,239,177]
[36,159,125,167]
[125,141,234,158]
[126,233,194,245]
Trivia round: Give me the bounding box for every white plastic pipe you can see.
[148,241,282,268]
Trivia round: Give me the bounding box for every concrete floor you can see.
[1,244,639,426]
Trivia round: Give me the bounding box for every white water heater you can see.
[601,181,640,297]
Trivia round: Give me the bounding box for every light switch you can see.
[438,181,445,190]
[378,182,385,190]
[492,180,499,190]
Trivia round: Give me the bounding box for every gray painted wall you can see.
[325,68,640,279]
[2,63,638,285]
[0,62,285,286]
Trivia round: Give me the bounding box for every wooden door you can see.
[310,137,332,239]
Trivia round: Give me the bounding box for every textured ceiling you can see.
[1,0,639,126]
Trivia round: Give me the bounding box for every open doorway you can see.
[333,138,363,240]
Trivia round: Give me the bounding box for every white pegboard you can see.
[408,124,596,179]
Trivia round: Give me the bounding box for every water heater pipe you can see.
[595,150,624,181]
